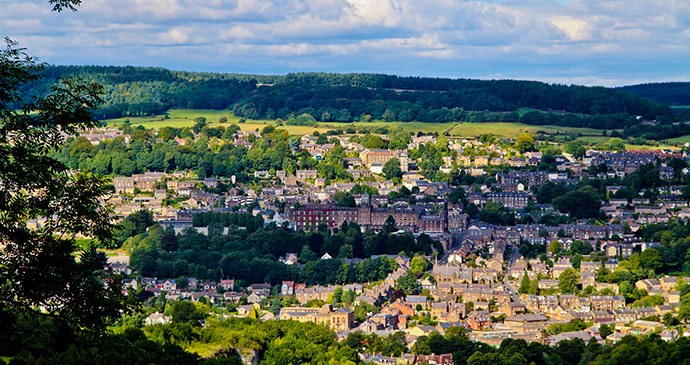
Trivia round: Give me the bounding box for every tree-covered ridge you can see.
[19,66,672,123]
[617,82,690,106]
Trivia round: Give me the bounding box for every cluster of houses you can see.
[132,242,688,356]
[89,125,690,250]
[74,125,690,362]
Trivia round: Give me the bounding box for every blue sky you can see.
[2,0,689,86]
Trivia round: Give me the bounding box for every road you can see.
[436,231,467,265]
[503,243,522,301]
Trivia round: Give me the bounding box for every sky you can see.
[2,0,689,86]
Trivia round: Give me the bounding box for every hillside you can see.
[617,82,690,106]
[19,66,672,128]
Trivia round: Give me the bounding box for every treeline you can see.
[617,82,690,106]
[124,211,440,285]
[233,77,670,124]
[519,110,640,129]
[19,66,671,124]
[20,66,257,119]
[623,122,690,140]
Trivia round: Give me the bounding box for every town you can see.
[47,119,690,363]
[6,1,690,363]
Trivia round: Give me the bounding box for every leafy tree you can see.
[679,293,690,321]
[192,117,207,133]
[549,240,563,255]
[316,134,328,144]
[0,37,132,334]
[570,240,593,255]
[607,138,625,152]
[640,248,663,273]
[171,301,207,326]
[341,290,355,305]
[332,191,356,207]
[161,229,179,252]
[558,268,580,294]
[383,158,403,181]
[599,324,614,339]
[396,270,420,295]
[565,141,586,159]
[354,303,379,322]
[466,203,479,216]
[388,131,411,150]
[536,182,569,204]
[553,186,602,219]
[270,298,282,315]
[383,215,397,234]
[449,186,467,205]
[361,134,387,149]
[662,312,678,327]
[515,133,535,152]
[338,244,354,259]
[478,201,514,226]
[50,0,83,12]
[410,256,431,273]
[518,273,531,294]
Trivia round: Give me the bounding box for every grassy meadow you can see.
[102,109,657,145]
[335,121,456,134]
[664,135,690,145]
[102,109,333,135]
[448,122,607,139]
[103,109,457,136]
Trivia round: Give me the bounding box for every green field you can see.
[322,121,457,134]
[103,109,632,141]
[572,136,611,144]
[664,135,690,144]
[624,144,677,151]
[103,110,457,135]
[448,122,607,139]
[102,109,334,135]
[103,109,265,128]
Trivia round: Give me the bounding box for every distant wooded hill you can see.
[617,82,690,107]
[19,66,672,129]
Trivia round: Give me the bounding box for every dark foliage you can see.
[0,39,133,334]
[618,82,690,106]
[17,67,671,125]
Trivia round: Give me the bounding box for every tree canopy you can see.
[0,38,132,333]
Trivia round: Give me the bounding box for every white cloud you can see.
[2,0,690,85]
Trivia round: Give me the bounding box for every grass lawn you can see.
[662,135,690,144]
[103,109,272,128]
[573,136,612,144]
[102,110,629,140]
[447,122,607,139]
[624,144,678,151]
[317,121,457,135]
[237,122,333,135]
[103,110,455,135]
[102,109,331,135]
